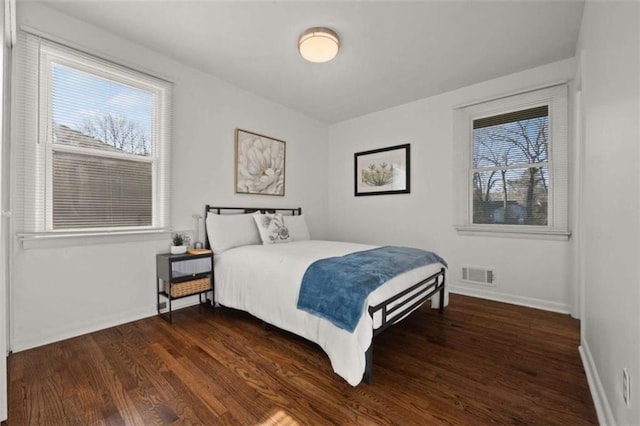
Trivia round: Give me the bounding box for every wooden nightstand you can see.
[156,251,213,323]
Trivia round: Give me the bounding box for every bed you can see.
[204,205,447,386]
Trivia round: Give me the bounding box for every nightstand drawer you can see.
[171,257,211,277]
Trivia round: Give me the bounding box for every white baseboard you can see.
[580,341,615,425]
[448,283,571,314]
[11,295,207,352]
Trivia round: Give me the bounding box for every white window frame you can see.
[453,84,570,240]
[14,33,171,244]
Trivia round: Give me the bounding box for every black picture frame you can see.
[354,144,410,196]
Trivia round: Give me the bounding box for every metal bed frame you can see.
[204,205,446,385]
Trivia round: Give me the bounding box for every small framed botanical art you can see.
[354,144,410,196]
[235,129,286,196]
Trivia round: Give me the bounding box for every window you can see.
[14,32,171,237]
[472,106,549,226]
[453,85,569,239]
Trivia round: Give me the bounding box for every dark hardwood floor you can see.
[6,294,597,425]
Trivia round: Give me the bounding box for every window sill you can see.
[455,225,571,241]
[18,228,171,249]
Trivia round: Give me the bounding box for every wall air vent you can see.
[461,266,495,286]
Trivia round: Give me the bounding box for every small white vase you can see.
[170,245,187,254]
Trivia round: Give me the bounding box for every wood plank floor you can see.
[6,294,597,425]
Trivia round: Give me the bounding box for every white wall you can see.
[576,2,640,424]
[10,2,328,351]
[327,59,576,313]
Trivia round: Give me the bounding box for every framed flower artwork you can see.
[235,129,286,196]
[354,144,410,196]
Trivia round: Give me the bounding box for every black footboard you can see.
[363,267,446,384]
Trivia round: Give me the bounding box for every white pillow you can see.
[206,213,261,253]
[284,214,310,241]
[253,212,291,244]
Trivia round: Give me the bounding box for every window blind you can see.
[473,105,548,129]
[13,31,171,234]
[472,108,549,225]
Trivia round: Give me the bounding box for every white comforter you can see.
[214,240,448,386]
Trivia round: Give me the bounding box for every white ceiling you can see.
[40,0,585,124]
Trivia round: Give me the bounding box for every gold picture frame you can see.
[235,129,286,196]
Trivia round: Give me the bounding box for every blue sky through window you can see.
[52,63,153,154]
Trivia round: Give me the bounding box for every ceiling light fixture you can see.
[298,27,340,63]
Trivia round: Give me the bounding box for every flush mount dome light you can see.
[298,27,340,63]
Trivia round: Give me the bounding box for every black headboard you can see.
[204,205,302,250]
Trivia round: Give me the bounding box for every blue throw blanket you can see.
[297,246,447,333]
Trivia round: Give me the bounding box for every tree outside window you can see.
[471,106,549,226]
